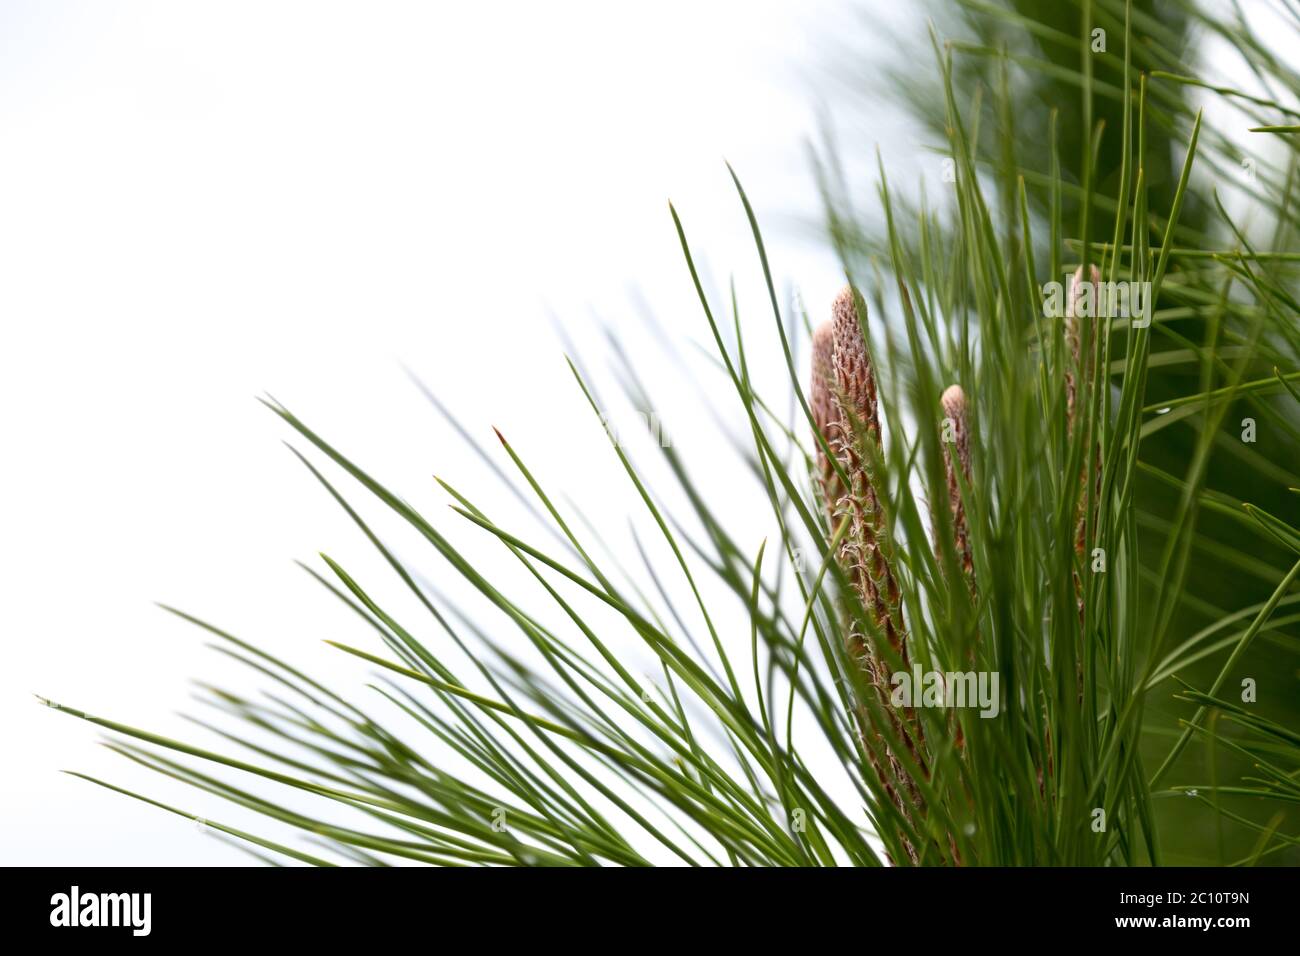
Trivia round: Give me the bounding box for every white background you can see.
[0,0,924,864]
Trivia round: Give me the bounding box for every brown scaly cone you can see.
[812,317,907,847]
[811,286,927,864]
[938,384,975,762]
[812,320,909,847]
[828,287,909,666]
[1043,264,1105,791]
[937,388,1041,819]
[1066,264,1103,623]
[1064,264,1101,432]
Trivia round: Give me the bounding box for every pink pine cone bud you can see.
[1065,264,1101,429]
[939,384,974,581]
[830,286,880,440]
[809,286,927,863]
